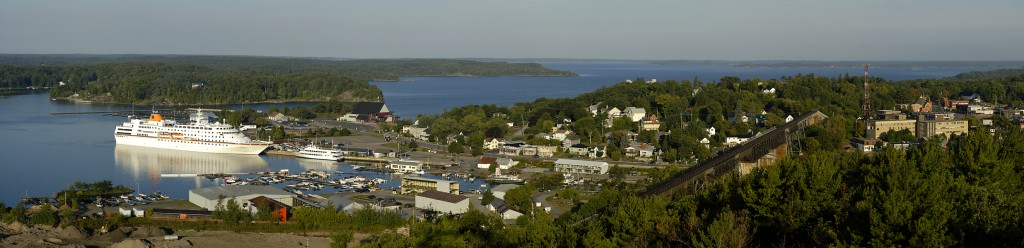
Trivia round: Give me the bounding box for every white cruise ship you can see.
[295,146,344,161]
[113,110,270,155]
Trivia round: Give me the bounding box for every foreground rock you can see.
[0,222,328,248]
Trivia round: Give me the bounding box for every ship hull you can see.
[115,135,269,155]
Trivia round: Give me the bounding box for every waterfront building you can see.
[554,158,609,175]
[188,185,294,211]
[401,176,460,195]
[415,190,469,215]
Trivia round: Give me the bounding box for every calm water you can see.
[374,62,1002,118]
[0,62,1011,205]
[0,93,486,204]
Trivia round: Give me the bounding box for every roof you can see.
[496,158,514,165]
[478,157,497,164]
[151,208,212,215]
[248,196,290,209]
[391,160,422,166]
[338,147,374,153]
[490,184,520,193]
[554,158,609,168]
[570,144,589,149]
[190,185,292,200]
[352,102,388,115]
[404,176,455,184]
[417,190,468,204]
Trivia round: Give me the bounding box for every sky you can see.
[1,0,1022,60]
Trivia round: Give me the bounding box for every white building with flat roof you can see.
[401,176,460,195]
[554,159,609,175]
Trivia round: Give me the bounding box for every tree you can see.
[448,142,465,154]
[482,190,495,205]
[30,203,57,226]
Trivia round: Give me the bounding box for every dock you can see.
[263,149,447,167]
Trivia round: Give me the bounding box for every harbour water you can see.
[0,62,1012,205]
[373,62,1002,118]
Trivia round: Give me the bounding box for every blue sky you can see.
[1,0,1021,60]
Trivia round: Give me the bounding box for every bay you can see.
[0,61,1012,205]
[373,62,1002,118]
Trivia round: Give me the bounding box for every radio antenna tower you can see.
[862,64,871,119]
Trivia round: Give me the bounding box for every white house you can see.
[268,112,298,122]
[700,138,711,148]
[483,138,503,150]
[486,199,523,220]
[725,137,750,146]
[606,107,621,119]
[622,107,647,122]
[785,115,795,123]
[405,126,430,141]
[477,157,517,170]
[548,130,573,141]
[707,126,716,136]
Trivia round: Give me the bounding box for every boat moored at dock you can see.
[113,110,270,155]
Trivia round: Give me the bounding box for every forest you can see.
[409,69,1024,163]
[358,69,1024,247]
[0,55,577,104]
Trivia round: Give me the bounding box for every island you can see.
[0,55,578,105]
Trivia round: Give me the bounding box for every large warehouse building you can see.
[415,190,469,215]
[189,185,295,211]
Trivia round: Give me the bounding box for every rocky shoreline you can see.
[0,222,328,248]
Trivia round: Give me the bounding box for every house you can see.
[725,137,750,146]
[852,138,880,152]
[548,130,573,141]
[587,146,606,158]
[477,157,497,169]
[761,88,776,94]
[415,190,469,215]
[536,146,557,157]
[401,177,460,195]
[606,107,621,119]
[624,142,656,158]
[588,102,604,117]
[700,138,711,148]
[486,199,523,220]
[320,194,365,214]
[405,126,430,141]
[554,159,609,175]
[641,114,661,131]
[189,185,295,211]
[568,144,589,156]
[484,138,503,150]
[490,184,521,200]
[476,157,518,170]
[707,126,716,136]
[268,112,298,122]
[349,102,395,123]
[562,138,581,148]
[622,107,647,122]
[915,117,968,140]
[784,115,795,123]
[337,113,360,122]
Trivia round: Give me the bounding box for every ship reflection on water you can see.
[295,158,342,172]
[114,145,269,188]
